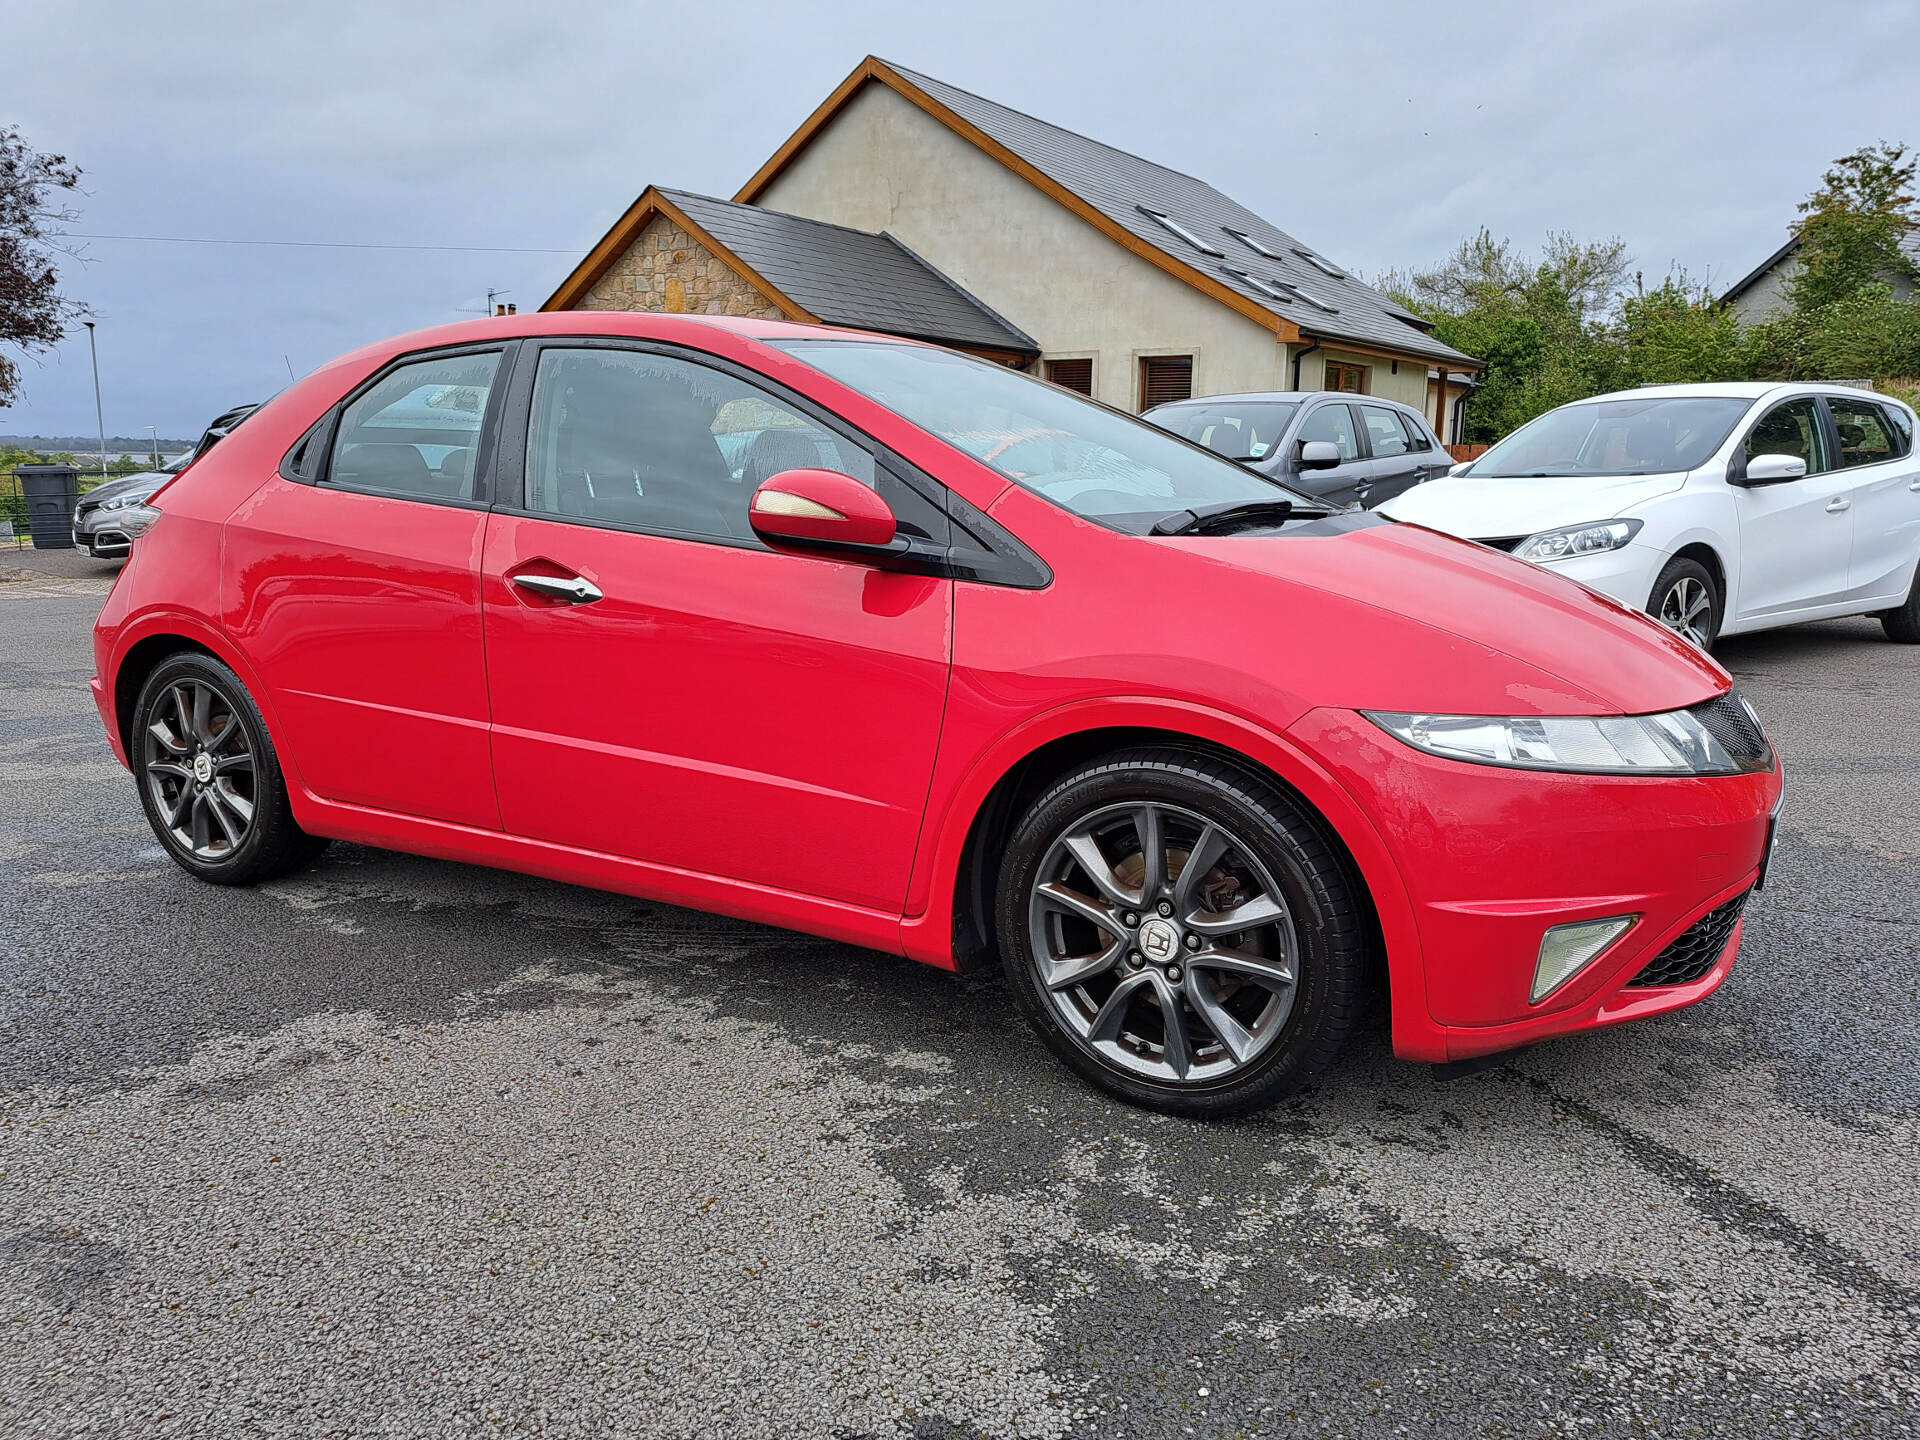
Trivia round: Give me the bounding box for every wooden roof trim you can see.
[540,187,817,322]
[735,58,1305,346]
[1308,334,1481,373]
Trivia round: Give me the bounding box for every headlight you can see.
[1364,704,1767,776]
[101,493,146,510]
[1513,518,1642,563]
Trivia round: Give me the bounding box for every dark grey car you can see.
[1145,391,1453,508]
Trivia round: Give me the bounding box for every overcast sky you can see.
[6,0,1917,440]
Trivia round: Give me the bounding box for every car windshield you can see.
[1147,400,1301,460]
[771,340,1312,531]
[1468,396,1750,478]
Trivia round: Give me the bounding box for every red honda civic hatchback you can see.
[91,312,1783,1115]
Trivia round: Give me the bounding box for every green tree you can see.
[0,126,84,408]
[1790,142,1918,313]
[1616,274,1753,386]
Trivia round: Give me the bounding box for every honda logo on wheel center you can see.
[1138,917,1180,962]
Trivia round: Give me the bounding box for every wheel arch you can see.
[106,614,298,788]
[903,700,1423,1042]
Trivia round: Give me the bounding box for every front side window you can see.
[329,352,499,500]
[1148,399,1300,460]
[1746,398,1829,474]
[1826,396,1897,468]
[525,348,905,545]
[772,339,1310,532]
[1470,396,1751,480]
[1297,403,1360,463]
[1360,404,1410,458]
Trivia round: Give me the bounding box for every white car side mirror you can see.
[1741,452,1808,486]
[1447,462,1471,477]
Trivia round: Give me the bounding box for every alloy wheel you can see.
[1026,801,1298,1085]
[1658,576,1713,647]
[142,679,256,860]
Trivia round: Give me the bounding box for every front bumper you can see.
[1524,543,1668,616]
[72,507,134,556]
[1291,706,1783,1062]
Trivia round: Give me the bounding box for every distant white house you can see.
[1721,232,1920,324]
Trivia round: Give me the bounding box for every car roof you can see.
[1567,381,1911,407]
[330,311,908,373]
[1152,391,1408,409]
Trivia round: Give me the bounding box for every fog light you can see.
[1531,915,1637,1003]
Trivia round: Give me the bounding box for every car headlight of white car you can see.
[1513,517,1642,563]
[1364,704,1760,775]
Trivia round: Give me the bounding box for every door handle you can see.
[1909,479,1920,492]
[1825,497,1851,514]
[511,572,603,604]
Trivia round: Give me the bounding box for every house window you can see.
[1325,362,1368,394]
[1139,355,1193,411]
[1046,358,1094,395]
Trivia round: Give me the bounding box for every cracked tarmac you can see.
[2,565,1916,1437]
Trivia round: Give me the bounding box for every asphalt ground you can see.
[3,549,1917,1438]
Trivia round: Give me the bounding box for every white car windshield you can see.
[772,340,1313,531]
[1468,397,1750,478]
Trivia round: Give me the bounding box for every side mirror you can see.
[749,468,900,554]
[1447,461,1472,477]
[1732,452,1808,487]
[1298,440,1342,471]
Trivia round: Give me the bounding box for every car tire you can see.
[1647,556,1722,650]
[994,747,1366,1118]
[1878,564,1920,643]
[131,652,330,885]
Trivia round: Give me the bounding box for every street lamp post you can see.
[83,322,108,480]
[146,425,159,470]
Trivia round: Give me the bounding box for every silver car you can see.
[72,403,259,557]
[1145,391,1453,509]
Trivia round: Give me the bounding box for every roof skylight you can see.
[1222,266,1294,302]
[1291,286,1340,313]
[1294,249,1346,279]
[1137,206,1223,256]
[1224,228,1287,261]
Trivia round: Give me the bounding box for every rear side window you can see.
[1826,396,1898,467]
[1397,410,1433,452]
[1297,403,1360,462]
[1746,398,1829,474]
[1359,404,1409,458]
[1886,403,1914,452]
[328,352,500,500]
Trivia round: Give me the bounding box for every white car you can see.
[1379,382,1920,648]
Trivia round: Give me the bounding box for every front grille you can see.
[1627,891,1749,988]
[1475,535,1527,553]
[1690,690,1770,769]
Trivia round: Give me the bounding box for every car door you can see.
[1823,393,1920,605]
[1288,401,1368,506]
[480,340,953,914]
[1729,395,1855,623]
[222,344,507,829]
[1356,403,1428,507]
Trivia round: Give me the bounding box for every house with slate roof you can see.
[546,57,1478,436]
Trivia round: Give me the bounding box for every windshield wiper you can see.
[1151,498,1295,536]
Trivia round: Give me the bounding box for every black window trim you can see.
[278,339,517,512]
[1818,392,1909,471]
[492,334,1051,589]
[1730,393,1829,484]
